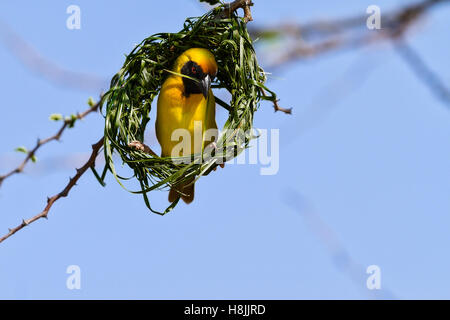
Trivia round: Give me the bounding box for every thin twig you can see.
[0,99,101,188]
[0,136,104,244]
[220,0,254,23]
[393,39,450,108]
[260,88,292,114]
[272,99,292,114]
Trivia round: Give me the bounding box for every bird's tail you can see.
[168,178,195,204]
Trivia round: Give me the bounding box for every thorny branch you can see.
[0,137,104,244]
[0,99,101,188]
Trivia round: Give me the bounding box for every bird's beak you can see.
[200,74,211,99]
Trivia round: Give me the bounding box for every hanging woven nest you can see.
[101,4,279,214]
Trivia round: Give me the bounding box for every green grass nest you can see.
[101,5,279,214]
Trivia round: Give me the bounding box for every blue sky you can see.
[0,0,449,299]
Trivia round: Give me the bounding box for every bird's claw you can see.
[128,141,156,156]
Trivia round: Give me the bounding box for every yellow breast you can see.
[155,76,217,158]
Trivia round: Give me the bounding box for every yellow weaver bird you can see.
[156,48,218,204]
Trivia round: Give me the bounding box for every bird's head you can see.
[175,48,218,98]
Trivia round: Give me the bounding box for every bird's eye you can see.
[191,67,196,74]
